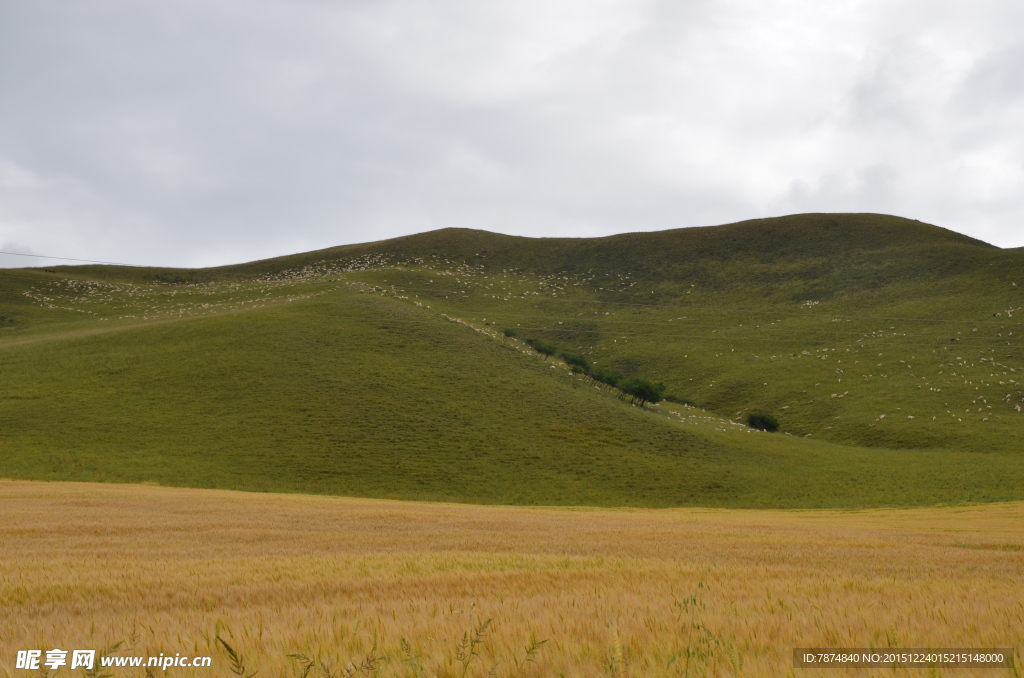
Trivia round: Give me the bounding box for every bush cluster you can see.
[524,338,557,360]
[746,412,779,432]
[520,335,668,406]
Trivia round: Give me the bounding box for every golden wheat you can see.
[0,480,1020,677]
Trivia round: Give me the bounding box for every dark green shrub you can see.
[559,351,591,372]
[618,378,666,405]
[586,366,623,389]
[525,338,557,360]
[747,412,779,432]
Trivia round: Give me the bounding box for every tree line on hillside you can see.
[506,330,668,406]
[505,328,781,431]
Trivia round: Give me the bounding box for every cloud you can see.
[1,0,1023,268]
[778,165,902,216]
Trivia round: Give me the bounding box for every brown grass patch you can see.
[0,481,1021,676]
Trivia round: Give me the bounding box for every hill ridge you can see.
[2,211,1022,508]
[232,212,998,276]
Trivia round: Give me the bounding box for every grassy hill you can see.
[1,213,1022,507]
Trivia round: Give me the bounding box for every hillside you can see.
[1,213,1022,507]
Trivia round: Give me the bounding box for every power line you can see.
[308,299,1023,337]
[2,258,1019,325]
[4,282,1018,341]
[412,310,1024,334]
[2,286,1014,344]
[372,283,1023,324]
[284,312,1021,349]
[0,251,142,267]
[4,263,1021,332]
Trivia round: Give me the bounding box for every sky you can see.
[1,0,1023,269]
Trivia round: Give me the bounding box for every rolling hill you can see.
[2,213,1022,507]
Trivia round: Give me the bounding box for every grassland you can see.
[1,213,1022,507]
[1,480,1020,677]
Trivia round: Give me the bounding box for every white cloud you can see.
[1,0,1023,268]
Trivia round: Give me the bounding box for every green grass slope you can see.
[1,213,1022,507]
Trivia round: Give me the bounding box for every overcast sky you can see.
[1,0,1023,268]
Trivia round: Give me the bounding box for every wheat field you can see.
[0,481,1020,677]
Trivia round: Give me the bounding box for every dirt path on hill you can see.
[0,306,265,351]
